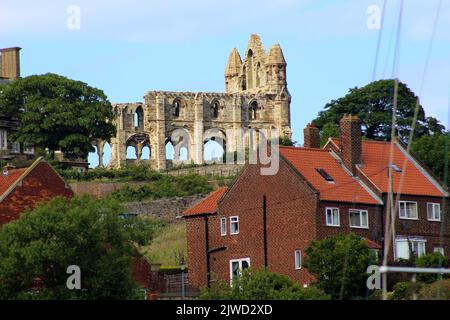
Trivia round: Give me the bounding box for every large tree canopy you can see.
[411,133,450,183]
[312,80,445,142]
[0,73,116,159]
[303,234,377,299]
[0,195,160,300]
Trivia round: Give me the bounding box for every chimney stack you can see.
[0,47,21,80]
[340,114,362,174]
[303,123,320,148]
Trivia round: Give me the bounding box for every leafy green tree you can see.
[0,73,116,159]
[320,122,340,147]
[312,80,444,142]
[0,195,160,300]
[279,136,296,146]
[303,234,377,299]
[199,269,330,300]
[415,252,449,284]
[411,133,450,183]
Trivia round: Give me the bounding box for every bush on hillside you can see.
[109,174,213,202]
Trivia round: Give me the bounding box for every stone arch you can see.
[126,133,151,160]
[248,100,261,120]
[88,145,99,168]
[203,128,226,163]
[102,142,112,166]
[126,146,137,159]
[141,145,150,160]
[134,105,144,130]
[166,127,191,163]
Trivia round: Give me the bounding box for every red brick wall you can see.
[185,216,208,288]
[316,201,383,244]
[0,162,73,225]
[194,158,319,288]
[132,256,153,289]
[384,194,450,260]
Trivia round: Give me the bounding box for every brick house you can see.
[183,115,449,289]
[0,157,74,226]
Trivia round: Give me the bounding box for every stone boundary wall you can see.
[124,195,206,222]
[69,181,148,198]
[164,163,243,177]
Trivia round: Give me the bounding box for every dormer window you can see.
[316,168,334,183]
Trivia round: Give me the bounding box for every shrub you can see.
[57,163,161,182]
[198,269,330,300]
[415,252,449,284]
[419,279,450,300]
[389,281,423,300]
[109,174,213,202]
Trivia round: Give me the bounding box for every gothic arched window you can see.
[249,101,259,120]
[173,100,181,118]
[212,101,219,119]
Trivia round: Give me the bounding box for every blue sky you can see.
[1,0,450,167]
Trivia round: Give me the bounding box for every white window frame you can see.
[395,237,427,260]
[410,239,426,258]
[295,250,302,270]
[427,203,441,222]
[398,201,418,220]
[325,207,340,227]
[349,209,369,229]
[220,217,227,236]
[229,257,250,285]
[10,141,20,154]
[395,238,410,260]
[433,247,445,255]
[230,216,239,235]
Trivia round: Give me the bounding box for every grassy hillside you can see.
[141,222,187,267]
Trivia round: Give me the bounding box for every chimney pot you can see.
[0,47,21,80]
[304,123,320,148]
[340,115,362,174]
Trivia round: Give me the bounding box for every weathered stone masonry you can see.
[98,35,292,170]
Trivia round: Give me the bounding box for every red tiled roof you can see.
[329,138,446,197]
[0,168,27,197]
[280,146,380,204]
[364,238,382,250]
[183,187,228,217]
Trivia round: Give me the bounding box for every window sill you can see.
[325,224,340,228]
[427,219,441,222]
[350,226,369,229]
[399,217,419,221]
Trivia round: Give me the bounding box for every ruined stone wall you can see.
[98,35,292,171]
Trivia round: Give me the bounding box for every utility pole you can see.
[263,194,268,268]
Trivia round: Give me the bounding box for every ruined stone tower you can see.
[100,34,292,170]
